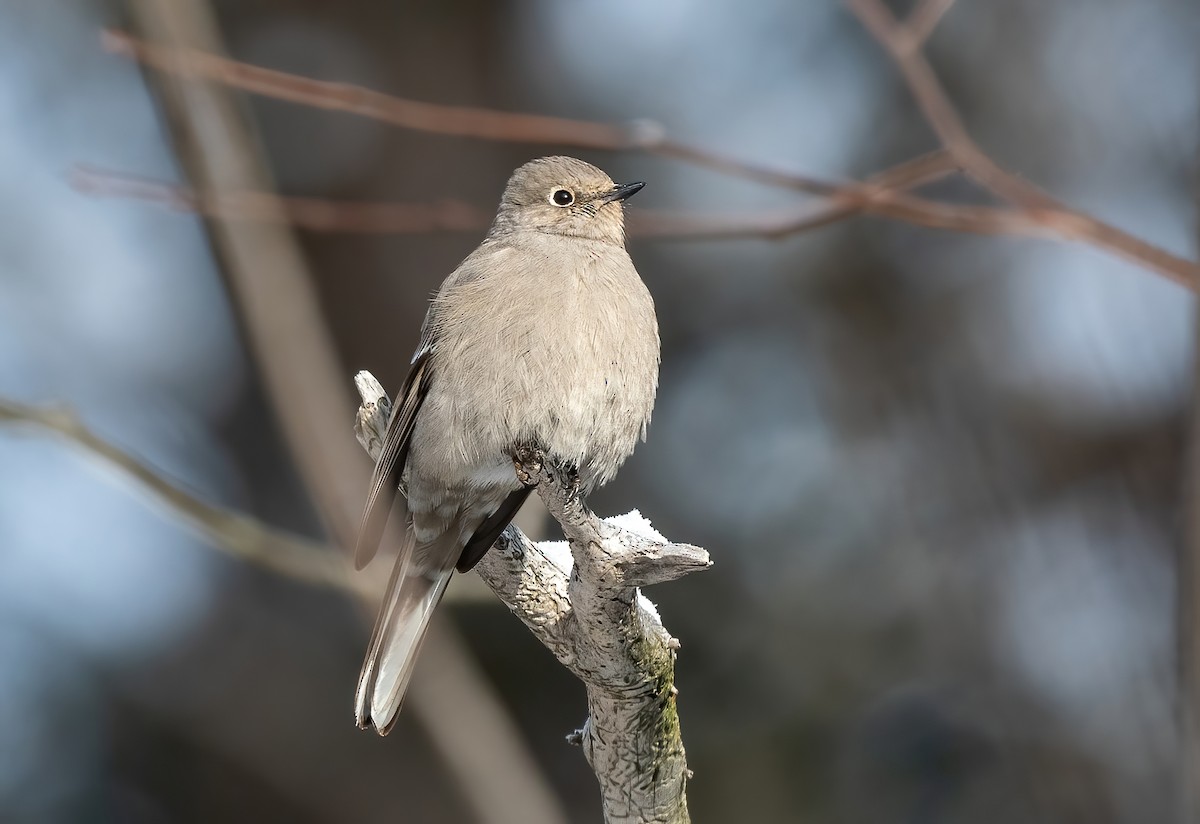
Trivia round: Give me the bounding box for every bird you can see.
[354,156,660,734]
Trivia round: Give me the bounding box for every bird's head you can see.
[492,155,643,244]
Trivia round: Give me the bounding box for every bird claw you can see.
[513,446,545,487]
[565,471,582,503]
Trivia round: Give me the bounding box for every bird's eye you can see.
[551,189,574,206]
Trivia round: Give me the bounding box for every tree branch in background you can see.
[0,397,362,593]
[99,28,846,198]
[898,0,959,51]
[846,0,1048,208]
[63,153,1138,250]
[74,152,1196,276]
[0,392,564,823]
[863,0,1195,817]
[843,0,1198,289]
[72,151,957,240]
[354,372,709,824]
[72,164,492,233]
[122,3,568,823]
[98,26,1200,289]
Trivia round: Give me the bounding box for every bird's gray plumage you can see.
[355,156,660,734]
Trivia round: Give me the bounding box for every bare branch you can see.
[0,394,576,822]
[74,158,1196,283]
[843,0,1199,288]
[101,28,846,199]
[99,25,1199,287]
[73,153,955,240]
[355,371,710,824]
[0,397,364,593]
[844,0,1044,206]
[78,151,1067,246]
[72,164,492,233]
[899,0,958,51]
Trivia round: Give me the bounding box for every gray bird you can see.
[355,156,660,734]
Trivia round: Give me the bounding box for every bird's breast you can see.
[411,243,659,491]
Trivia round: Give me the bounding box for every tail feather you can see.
[355,491,512,734]
[355,536,454,734]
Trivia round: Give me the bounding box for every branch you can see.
[0,397,363,593]
[77,156,1193,269]
[72,164,492,233]
[100,28,845,199]
[93,28,975,210]
[81,150,1107,246]
[897,0,958,52]
[846,0,1051,208]
[0,392,567,824]
[72,152,956,240]
[354,372,710,824]
[844,0,1199,289]
[99,27,1199,288]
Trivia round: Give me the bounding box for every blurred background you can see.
[2,0,1198,821]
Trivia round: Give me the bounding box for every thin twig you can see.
[96,27,964,210]
[0,398,364,593]
[68,152,1047,243]
[73,153,956,239]
[100,26,1200,289]
[845,0,1052,208]
[844,0,1199,290]
[74,157,1197,278]
[84,147,1113,249]
[72,164,492,233]
[101,28,848,199]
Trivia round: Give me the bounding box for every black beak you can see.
[600,181,645,203]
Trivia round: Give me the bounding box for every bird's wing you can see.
[353,350,432,570]
[455,485,534,572]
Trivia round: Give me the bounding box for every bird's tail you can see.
[355,534,454,735]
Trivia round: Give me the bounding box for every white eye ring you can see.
[550,189,574,207]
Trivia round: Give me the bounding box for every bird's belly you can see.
[409,258,658,494]
[408,352,648,493]
[539,382,636,463]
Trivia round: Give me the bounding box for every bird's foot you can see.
[565,470,582,503]
[513,445,545,487]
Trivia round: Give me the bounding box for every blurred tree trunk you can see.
[1179,138,1200,824]
[123,2,567,823]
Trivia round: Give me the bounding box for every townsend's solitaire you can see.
[355,156,660,734]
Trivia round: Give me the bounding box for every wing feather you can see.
[354,351,431,570]
[455,486,534,572]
